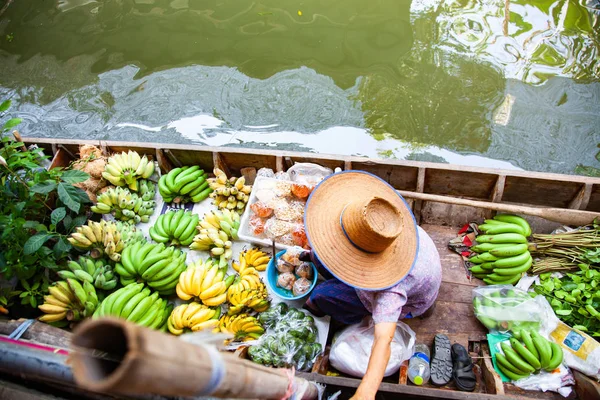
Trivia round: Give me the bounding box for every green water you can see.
[0,0,599,173]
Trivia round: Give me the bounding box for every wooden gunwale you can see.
[4,136,600,399]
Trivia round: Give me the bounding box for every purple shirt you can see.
[355,226,442,324]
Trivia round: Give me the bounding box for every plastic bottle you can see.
[408,344,431,386]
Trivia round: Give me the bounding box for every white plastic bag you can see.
[329,317,415,378]
[535,295,600,380]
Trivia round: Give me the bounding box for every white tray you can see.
[238,176,306,251]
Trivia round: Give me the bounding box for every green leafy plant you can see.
[1,99,92,309]
[17,276,49,309]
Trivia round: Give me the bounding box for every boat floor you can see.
[395,224,570,399]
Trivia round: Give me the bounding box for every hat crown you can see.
[341,197,402,253]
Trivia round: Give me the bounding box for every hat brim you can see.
[304,170,419,291]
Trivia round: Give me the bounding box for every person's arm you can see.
[350,322,397,400]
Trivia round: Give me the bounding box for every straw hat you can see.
[304,171,419,290]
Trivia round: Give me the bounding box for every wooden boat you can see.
[1,136,600,400]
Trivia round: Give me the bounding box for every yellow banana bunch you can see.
[227,266,269,314]
[233,248,271,273]
[176,259,235,306]
[167,302,221,335]
[102,150,155,191]
[215,313,264,341]
[207,168,252,214]
[39,280,98,323]
[190,214,235,266]
[67,220,143,261]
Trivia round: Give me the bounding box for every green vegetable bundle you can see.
[249,303,322,370]
[533,263,600,337]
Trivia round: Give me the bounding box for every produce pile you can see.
[1,130,323,373]
[495,331,563,381]
[248,303,322,370]
[472,287,541,332]
[92,182,156,224]
[158,166,212,204]
[469,215,532,285]
[533,264,600,336]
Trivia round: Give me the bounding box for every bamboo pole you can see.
[397,190,600,227]
[70,318,318,399]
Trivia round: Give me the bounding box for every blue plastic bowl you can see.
[267,250,318,300]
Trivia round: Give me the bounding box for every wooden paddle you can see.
[397,190,600,227]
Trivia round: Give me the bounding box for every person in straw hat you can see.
[301,171,442,400]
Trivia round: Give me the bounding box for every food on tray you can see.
[291,183,311,199]
[250,201,274,218]
[274,180,292,197]
[273,201,304,222]
[295,263,313,280]
[292,225,309,248]
[264,219,295,240]
[277,272,296,290]
[249,215,266,235]
[293,277,312,296]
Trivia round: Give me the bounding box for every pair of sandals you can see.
[430,334,477,392]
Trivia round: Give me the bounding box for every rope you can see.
[280,366,296,400]
[9,319,35,340]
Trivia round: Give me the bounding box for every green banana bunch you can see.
[469,215,533,285]
[92,182,157,224]
[472,289,541,332]
[38,279,99,323]
[102,151,155,191]
[150,209,199,246]
[57,256,118,291]
[68,220,144,262]
[158,166,212,204]
[207,168,252,214]
[495,331,564,381]
[114,241,187,295]
[93,283,172,330]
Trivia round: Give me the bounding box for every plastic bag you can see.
[293,277,312,296]
[472,285,543,333]
[487,332,574,397]
[250,303,322,371]
[536,294,600,380]
[277,272,296,290]
[287,163,333,193]
[329,317,415,378]
[257,168,275,178]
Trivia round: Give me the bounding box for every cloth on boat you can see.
[305,226,442,324]
[447,222,481,279]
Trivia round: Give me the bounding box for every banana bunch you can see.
[92,182,156,224]
[68,220,144,261]
[102,151,155,191]
[496,331,563,381]
[200,209,241,240]
[58,256,117,291]
[207,168,252,214]
[215,313,264,341]
[190,210,242,264]
[94,283,172,330]
[233,248,271,273]
[115,241,187,295]
[167,302,221,335]
[176,259,235,306]
[158,166,212,204]
[150,209,199,246]
[227,266,269,315]
[469,215,533,285]
[39,279,98,323]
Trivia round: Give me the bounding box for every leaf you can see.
[20,279,30,291]
[23,233,53,255]
[60,170,89,184]
[32,281,40,290]
[72,215,87,229]
[3,118,21,131]
[53,237,71,258]
[51,207,66,226]
[29,296,36,308]
[556,309,572,316]
[30,181,58,194]
[0,100,10,112]
[22,220,40,229]
[57,182,81,213]
[62,215,73,232]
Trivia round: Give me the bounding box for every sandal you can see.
[430,334,453,386]
[451,343,477,392]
